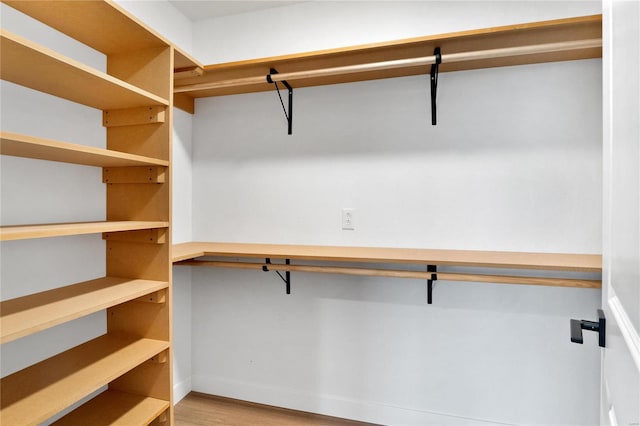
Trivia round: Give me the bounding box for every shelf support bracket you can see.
[430,47,441,126]
[262,258,291,294]
[427,264,437,304]
[267,68,293,135]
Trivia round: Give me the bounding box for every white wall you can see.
[189,2,603,425]
[172,107,194,401]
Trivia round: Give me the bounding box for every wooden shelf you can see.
[174,14,601,105]
[0,333,169,426]
[2,0,202,70]
[0,132,169,168]
[174,242,601,289]
[173,242,602,272]
[0,277,169,344]
[3,0,164,54]
[52,390,169,426]
[0,29,169,110]
[0,221,169,241]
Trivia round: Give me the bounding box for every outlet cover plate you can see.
[342,208,355,230]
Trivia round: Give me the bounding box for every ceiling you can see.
[169,1,307,21]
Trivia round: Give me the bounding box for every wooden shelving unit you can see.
[0,0,200,424]
[174,242,602,289]
[173,14,601,112]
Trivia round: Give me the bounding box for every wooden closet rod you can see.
[175,38,601,94]
[177,260,601,288]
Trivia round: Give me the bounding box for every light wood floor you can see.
[175,392,379,426]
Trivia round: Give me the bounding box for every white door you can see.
[601,0,640,425]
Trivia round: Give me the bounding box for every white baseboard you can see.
[174,377,192,404]
[192,375,510,426]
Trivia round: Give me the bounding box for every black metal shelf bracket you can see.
[427,264,437,304]
[262,257,291,294]
[267,68,293,135]
[570,309,606,347]
[430,47,441,126]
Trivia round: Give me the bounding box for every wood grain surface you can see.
[175,393,378,426]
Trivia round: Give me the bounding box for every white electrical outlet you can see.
[342,208,355,230]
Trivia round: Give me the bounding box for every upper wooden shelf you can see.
[0,29,169,110]
[0,333,168,426]
[173,242,602,272]
[174,14,601,102]
[0,221,169,241]
[3,0,164,54]
[2,0,202,71]
[0,276,168,344]
[0,132,169,168]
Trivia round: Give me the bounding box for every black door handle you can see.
[570,309,606,347]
